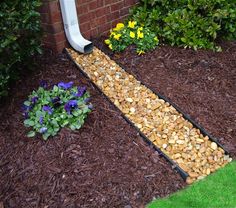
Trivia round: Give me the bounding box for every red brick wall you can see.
[39,0,138,53]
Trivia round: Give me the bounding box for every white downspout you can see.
[59,0,93,54]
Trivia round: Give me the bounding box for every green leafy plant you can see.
[23,81,92,140]
[0,0,42,98]
[130,0,236,51]
[104,21,159,55]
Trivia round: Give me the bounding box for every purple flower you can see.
[40,80,47,88]
[42,105,53,115]
[31,96,38,105]
[74,86,86,97]
[23,112,29,119]
[51,97,61,107]
[39,127,47,134]
[58,81,73,90]
[22,104,31,112]
[84,98,90,103]
[88,104,93,110]
[39,116,43,124]
[64,100,78,114]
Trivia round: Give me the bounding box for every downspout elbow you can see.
[59,0,93,54]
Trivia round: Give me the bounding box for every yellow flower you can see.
[138,27,143,31]
[137,30,144,39]
[110,30,116,37]
[130,31,135,38]
[108,44,113,50]
[137,50,145,55]
[113,23,124,31]
[113,34,122,40]
[104,39,110,45]
[128,21,137,28]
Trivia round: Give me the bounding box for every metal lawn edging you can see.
[65,48,229,181]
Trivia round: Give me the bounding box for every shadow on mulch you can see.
[0,52,185,208]
[94,38,236,159]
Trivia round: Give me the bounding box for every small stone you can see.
[196,138,204,143]
[210,142,218,150]
[114,100,120,106]
[186,177,193,184]
[189,172,198,178]
[197,176,205,180]
[137,124,142,129]
[176,140,185,145]
[169,139,175,144]
[162,143,168,149]
[130,107,136,113]
[174,153,181,158]
[206,168,211,175]
[126,97,133,103]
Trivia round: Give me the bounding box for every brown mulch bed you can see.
[94,38,236,159]
[0,53,185,208]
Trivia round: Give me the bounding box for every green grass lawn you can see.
[147,161,236,208]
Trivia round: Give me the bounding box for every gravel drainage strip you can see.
[67,47,232,184]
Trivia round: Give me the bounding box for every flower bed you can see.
[68,47,232,184]
[23,81,92,140]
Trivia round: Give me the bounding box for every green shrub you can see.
[105,21,159,55]
[130,0,236,51]
[0,0,42,97]
[23,81,92,140]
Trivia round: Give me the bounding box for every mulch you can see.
[0,38,235,207]
[94,38,236,159]
[0,52,185,208]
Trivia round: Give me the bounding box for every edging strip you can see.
[66,47,232,184]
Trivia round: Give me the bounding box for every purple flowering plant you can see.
[23,81,92,140]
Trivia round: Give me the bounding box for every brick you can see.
[97,22,111,34]
[90,28,99,38]
[40,13,50,24]
[88,0,104,11]
[43,31,65,44]
[42,0,58,2]
[95,6,110,18]
[77,0,90,4]
[80,22,91,33]
[110,1,124,12]
[43,33,54,43]
[77,4,88,15]
[124,0,138,6]
[38,3,49,13]
[107,11,120,21]
[43,40,66,53]
[54,31,66,43]
[49,12,62,23]
[120,6,130,16]
[105,0,121,5]
[90,15,107,29]
[42,22,63,34]
[48,1,60,15]
[101,29,110,36]
[79,12,96,24]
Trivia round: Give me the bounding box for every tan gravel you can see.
[67,47,232,184]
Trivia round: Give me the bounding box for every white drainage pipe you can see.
[59,0,93,54]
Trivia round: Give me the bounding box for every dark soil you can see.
[0,52,185,208]
[94,38,236,159]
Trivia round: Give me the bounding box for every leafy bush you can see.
[105,21,159,55]
[130,0,236,51]
[0,0,42,97]
[23,81,92,140]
